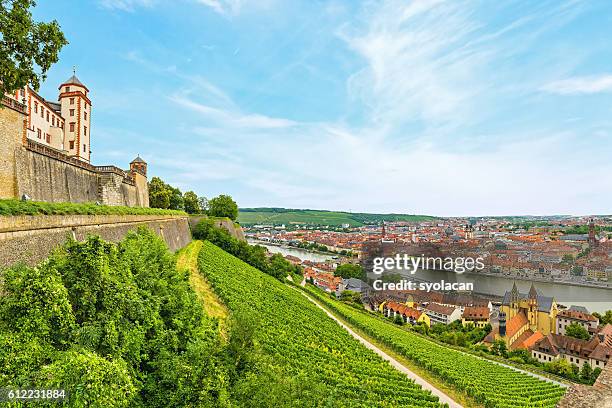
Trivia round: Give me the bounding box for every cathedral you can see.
[485,282,558,350]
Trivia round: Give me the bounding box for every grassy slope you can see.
[176,241,228,337]
[0,199,186,216]
[238,207,437,226]
[197,240,444,407]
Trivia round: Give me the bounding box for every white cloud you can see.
[541,75,612,94]
[195,0,274,16]
[170,94,297,129]
[99,0,154,12]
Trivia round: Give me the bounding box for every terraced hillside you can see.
[197,241,444,407]
[303,286,567,408]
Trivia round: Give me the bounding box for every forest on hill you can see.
[238,207,438,226]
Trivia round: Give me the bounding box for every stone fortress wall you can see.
[0,214,191,268]
[0,98,148,206]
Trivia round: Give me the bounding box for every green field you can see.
[238,207,437,226]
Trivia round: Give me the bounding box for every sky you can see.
[32,0,612,216]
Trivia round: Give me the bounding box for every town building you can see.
[423,303,462,325]
[556,308,599,337]
[381,301,431,326]
[531,324,612,370]
[461,306,491,328]
[484,283,557,350]
[501,283,558,336]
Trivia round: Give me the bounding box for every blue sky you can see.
[33,0,612,216]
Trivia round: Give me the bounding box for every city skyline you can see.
[32,0,612,216]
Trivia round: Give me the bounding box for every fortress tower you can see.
[58,72,92,162]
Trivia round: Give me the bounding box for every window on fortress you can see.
[52,117,55,126]
[46,112,49,121]
[69,141,74,150]
[70,109,75,116]
[70,98,74,105]
[84,112,88,120]
[46,134,51,143]
[70,123,75,132]
[34,102,38,113]
[65,86,70,92]
[37,129,41,139]
[40,108,44,118]
[83,144,87,153]
[84,126,87,136]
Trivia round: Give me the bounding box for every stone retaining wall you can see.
[0,214,191,268]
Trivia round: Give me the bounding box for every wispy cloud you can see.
[170,94,298,129]
[99,0,154,12]
[196,0,242,16]
[541,74,612,94]
[195,0,276,16]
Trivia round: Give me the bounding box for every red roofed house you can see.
[461,306,491,329]
[531,324,612,370]
[556,308,599,337]
[423,303,462,325]
[382,301,431,327]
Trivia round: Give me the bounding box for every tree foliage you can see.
[0,229,228,407]
[208,194,239,220]
[565,323,590,340]
[183,191,200,214]
[334,263,365,280]
[0,0,68,96]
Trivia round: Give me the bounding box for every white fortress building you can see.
[11,72,92,162]
[1,72,149,207]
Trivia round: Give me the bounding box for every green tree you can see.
[593,310,612,325]
[208,194,239,220]
[334,263,365,280]
[580,362,593,383]
[148,177,170,209]
[198,196,209,213]
[168,186,184,211]
[565,323,590,340]
[183,191,200,214]
[0,0,68,96]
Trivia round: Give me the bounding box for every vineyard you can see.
[197,241,445,407]
[302,286,567,408]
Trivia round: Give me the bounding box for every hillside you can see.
[238,207,438,226]
[197,240,443,407]
[304,286,567,408]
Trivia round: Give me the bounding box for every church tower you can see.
[528,283,538,328]
[588,218,597,248]
[58,71,92,162]
[510,282,519,308]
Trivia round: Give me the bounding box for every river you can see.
[251,241,611,313]
[409,268,612,314]
[248,240,334,263]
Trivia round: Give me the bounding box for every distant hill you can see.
[238,207,437,226]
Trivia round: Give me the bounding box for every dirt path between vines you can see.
[296,288,463,408]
